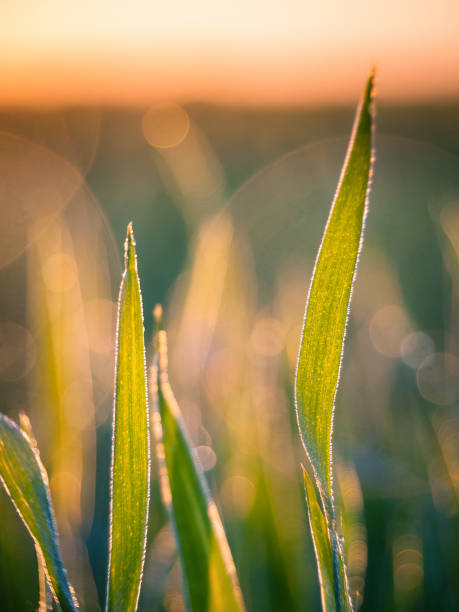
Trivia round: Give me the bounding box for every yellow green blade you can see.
[0,414,78,611]
[106,223,150,611]
[295,73,374,498]
[295,74,375,611]
[151,327,245,612]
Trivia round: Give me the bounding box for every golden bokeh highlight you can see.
[195,445,217,471]
[0,133,83,269]
[142,104,190,149]
[369,305,412,358]
[400,331,435,369]
[416,352,459,405]
[393,535,423,593]
[42,252,78,293]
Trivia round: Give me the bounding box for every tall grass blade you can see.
[295,74,375,611]
[106,223,150,611]
[0,413,78,611]
[151,321,245,612]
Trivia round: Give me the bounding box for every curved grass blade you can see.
[0,413,78,611]
[150,322,245,612]
[295,74,375,611]
[106,223,150,611]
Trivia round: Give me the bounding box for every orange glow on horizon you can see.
[1,0,458,106]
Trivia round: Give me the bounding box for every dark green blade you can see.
[151,329,245,612]
[295,74,375,611]
[0,414,78,611]
[106,223,150,611]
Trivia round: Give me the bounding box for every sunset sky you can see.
[1,0,458,106]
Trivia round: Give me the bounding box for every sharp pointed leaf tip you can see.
[127,221,134,241]
[123,223,138,272]
[125,222,136,255]
[366,71,375,101]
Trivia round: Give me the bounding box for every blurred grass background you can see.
[0,99,459,611]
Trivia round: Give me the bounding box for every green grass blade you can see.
[295,73,374,498]
[106,223,150,611]
[295,74,375,611]
[0,414,78,611]
[302,466,335,612]
[151,327,245,612]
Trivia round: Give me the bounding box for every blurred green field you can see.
[0,100,459,611]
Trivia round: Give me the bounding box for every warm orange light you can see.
[0,1,458,105]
